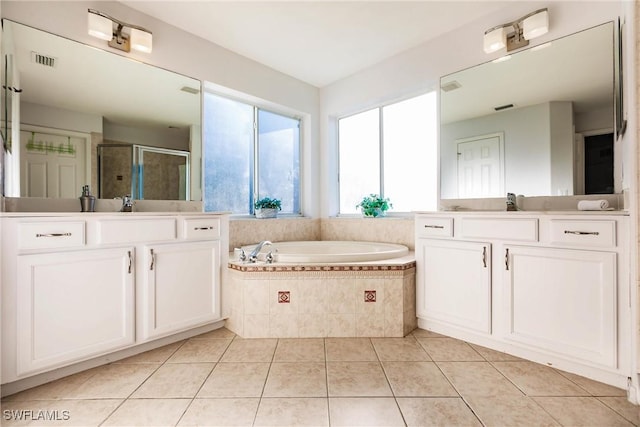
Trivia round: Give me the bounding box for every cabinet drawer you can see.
[460,217,538,242]
[97,218,177,244]
[183,217,221,240]
[416,217,453,238]
[19,221,85,250]
[549,220,616,248]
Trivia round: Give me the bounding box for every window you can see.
[338,91,438,214]
[203,92,301,215]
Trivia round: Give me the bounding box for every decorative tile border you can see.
[228,261,416,273]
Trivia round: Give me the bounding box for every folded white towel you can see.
[577,200,610,210]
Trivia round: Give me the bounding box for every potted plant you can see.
[254,197,282,219]
[356,194,392,217]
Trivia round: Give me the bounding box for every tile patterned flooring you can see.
[2,328,638,426]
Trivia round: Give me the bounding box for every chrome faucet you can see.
[249,240,272,262]
[121,195,133,212]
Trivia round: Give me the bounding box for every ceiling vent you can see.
[494,103,515,111]
[31,51,56,68]
[441,81,461,92]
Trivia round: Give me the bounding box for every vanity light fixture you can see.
[87,9,153,53]
[483,8,549,54]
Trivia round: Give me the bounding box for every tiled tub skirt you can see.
[226,258,417,338]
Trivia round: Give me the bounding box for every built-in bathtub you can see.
[240,240,410,263]
[226,240,416,338]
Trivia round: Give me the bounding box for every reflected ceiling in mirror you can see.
[440,22,614,200]
[2,19,202,200]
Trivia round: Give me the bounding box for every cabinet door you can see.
[141,241,220,340]
[504,245,616,368]
[417,239,491,333]
[16,247,135,376]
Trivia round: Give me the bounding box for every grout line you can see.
[251,337,279,426]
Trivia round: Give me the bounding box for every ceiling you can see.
[120,1,510,87]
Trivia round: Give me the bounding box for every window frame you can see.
[337,90,437,216]
[203,90,303,217]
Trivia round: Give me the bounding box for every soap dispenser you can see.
[79,185,96,212]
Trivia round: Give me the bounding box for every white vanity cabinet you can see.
[140,240,220,341]
[1,213,228,385]
[15,247,135,376]
[415,212,631,389]
[416,239,491,334]
[504,245,617,368]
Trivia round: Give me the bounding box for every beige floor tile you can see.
[465,395,561,426]
[2,369,96,401]
[197,362,270,397]
[371,337,431,361]
[556,370,627,396]
[191,327,237,340]
[437,361,523,397]
[178,398,259,427]
[417,337,484,361]
[220,338,278,362]
[329,397,405,426]
[167,338,232,363]
[411,328,447,338]
[469,343,523,361]
[397,397,483,426]
[534,396,634,426]
[598,397,640,425]
[1,399,122,426]
[493,361,590,396]
[325,338,378,361]
[131,363,214,398]
[67,363,158,399]
[263,362,327,397]
[273,338,325,362]
[254,397,329,426]
[327,361,392,397]
[382,361,458,397]
[115,341,184,364]
[102,398,191,426]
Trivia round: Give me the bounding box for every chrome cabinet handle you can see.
[127,250,132,274]
[35,232,72,238]
[424,225,444,229]
[505,248,510,271]
[194,226,214,230]
[564,230,600,236]
[482,246,487,268]
[150,249,155,271]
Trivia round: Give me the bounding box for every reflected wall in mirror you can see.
[440,22,615,199]
[1,19,202,201]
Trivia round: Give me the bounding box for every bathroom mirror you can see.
[440,22,615,199]
[1,19,202,200]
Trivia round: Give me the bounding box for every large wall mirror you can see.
[440,22,616,200]
[1,19,202,201]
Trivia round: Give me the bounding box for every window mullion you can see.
[252,107,259,213]
[379,107,384,197]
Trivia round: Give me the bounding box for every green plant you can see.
[254,197,282,210]
[356,194,392,217]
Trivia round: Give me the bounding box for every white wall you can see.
[1,0,321,216]
[320,0,633,216]
[441,102,554,198]
[21,101,102,134]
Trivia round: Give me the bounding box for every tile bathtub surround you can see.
[2,329,637,427]
[228,216,413,253]
[226,264,417,338]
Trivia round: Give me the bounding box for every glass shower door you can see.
[136,146,190,200]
